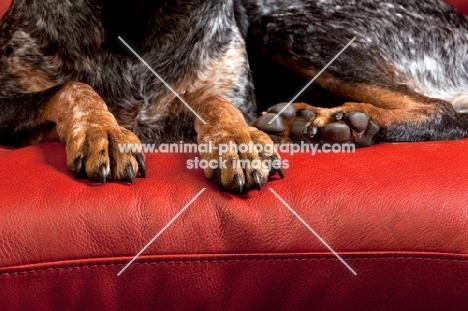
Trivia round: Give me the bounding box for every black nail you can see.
[100,164,107,184]
[277,167,285,178]
[235,174,244,194]
[269,156,285,178]
[126,165,135,183]
[252,171,262,190]
[136,154,146,178]
[303,126,317,138]
[73,156,84,178]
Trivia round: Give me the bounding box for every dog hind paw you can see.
[253,102,380,147]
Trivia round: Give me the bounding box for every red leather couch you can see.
[1,1,468,310]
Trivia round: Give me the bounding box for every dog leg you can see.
[254,85,468,146]
[0,82,146,182]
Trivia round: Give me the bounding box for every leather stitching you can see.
[1,257,467,277]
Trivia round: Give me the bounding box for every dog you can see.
[0,0,284,193]
[1,0,467,193]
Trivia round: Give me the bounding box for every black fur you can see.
[0,85,62,145]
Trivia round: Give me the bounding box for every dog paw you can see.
[198,126,284,193]
[253,102,380,147]
[66,125,146,183]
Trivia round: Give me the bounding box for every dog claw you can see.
[269,167,285,178]
[235,174,244,193]
[100,164,107,184]
[276,167,285,178]
[252,171,262,190]
[73,156,84,178]
[136,153,146,178]
[303,126,318,139]
[269,156,285,178]
[213,167,224,191]
[126,165,135,183]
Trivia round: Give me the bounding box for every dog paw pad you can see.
[252,112,286,133]
[321,123,351,142]
[267,102,297,119]
[344,112,369,133]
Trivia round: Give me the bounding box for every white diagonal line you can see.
[117,188,206,276]
[118,37,207,125]
[269,188,357,276]
[268,37,357,124]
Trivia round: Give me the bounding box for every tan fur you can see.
[176,37,279,189]
[41,82,143,180]
[276,56,441,128]
[193,96,275,188]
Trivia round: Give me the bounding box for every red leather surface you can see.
[0,0,11,20]
[0,141,467,309]
[446,0,468,13]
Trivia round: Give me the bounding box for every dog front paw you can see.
[198,126,284,193]
[66,125,146,183]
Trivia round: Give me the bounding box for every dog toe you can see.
[252,112,286,134]
[66,125,145,183]
[321,123,351,142]
[354,120,380,147]
[199,125,282,193]
[267,102,297,120]
[344,112,369,133]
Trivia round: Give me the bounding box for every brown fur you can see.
[41,82,143,181]
[193,96,276,189]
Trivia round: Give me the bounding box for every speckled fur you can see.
[246,0,468,141]
[0,0,257,145]
[246,0,468,102]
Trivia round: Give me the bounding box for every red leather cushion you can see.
[0,141,467,309]
[446,0,468,13]
[0,0,11,20]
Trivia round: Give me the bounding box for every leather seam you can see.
[1,256,467,277]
